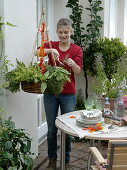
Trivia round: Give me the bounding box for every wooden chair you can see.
[89,140,127,170]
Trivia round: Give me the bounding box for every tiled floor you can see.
[32,137,108,170]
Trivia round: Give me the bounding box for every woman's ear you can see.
[56,29,58,34]
[70,28,74,35]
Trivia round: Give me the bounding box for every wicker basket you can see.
[21,81,64,95]
[21,81,42,94]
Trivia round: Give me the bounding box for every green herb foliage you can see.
[95,37,127,80]
[75,88,85,110]
[0,16,16,95]
[0,117,33,170]
[5,60,71,94]
[5,60,49,93]
[93,55,127,98]
[45,65,71,94]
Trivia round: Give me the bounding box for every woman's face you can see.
[56,26,72,43]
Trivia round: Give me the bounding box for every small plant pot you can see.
[46,79,64,95]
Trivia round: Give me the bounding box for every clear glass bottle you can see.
[114,90,125,119]
[103,97,111,117]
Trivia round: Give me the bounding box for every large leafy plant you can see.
[0,117,33,170]
[94,37,127,80]
[5,60,49,93]
[93,55,127,98]
[5,60,70,94]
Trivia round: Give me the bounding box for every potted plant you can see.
[4,60,70,94]
[0,116,33,169]
[75,88,86,110]
[92,54,127,102]
[94,37,127,80]
[45,65,70,94]
[89,37,127,111]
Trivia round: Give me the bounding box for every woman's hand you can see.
[35,48,59,59]
[65,58,75,67]
[51,49,59,60]
[65,58,81,75]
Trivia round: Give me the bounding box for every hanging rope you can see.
[31,8,45,62]
[31,8,56,69]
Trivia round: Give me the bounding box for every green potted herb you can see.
[45,65,70,94]
[0,117,33,169]
[95,37,127,80]
[93,55,127,99]
[92,37,127,100]
[75,88,85,110]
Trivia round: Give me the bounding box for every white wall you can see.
[53,0,71,41]
[47,0,55,40]
[4,0,38,156]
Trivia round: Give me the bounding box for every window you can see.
[109,0,117,38]
[124,0,127,45]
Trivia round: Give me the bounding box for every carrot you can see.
[82,123,103,133]
[69,116,76,118]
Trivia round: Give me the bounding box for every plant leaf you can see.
[41,82,47,93]
[5,141,12,150]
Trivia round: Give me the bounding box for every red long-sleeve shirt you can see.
[44,41,83,94]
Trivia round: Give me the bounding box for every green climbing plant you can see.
[0,16,16,95]
[66,0,84,47]
[66,0,103,98]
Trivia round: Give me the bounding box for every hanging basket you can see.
[21,80,64,95]
[21,81,42,94]
[46,80,64,95]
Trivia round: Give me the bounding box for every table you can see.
[55,110,127,170]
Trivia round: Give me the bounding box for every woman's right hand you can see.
[51,48,59,60]
[35,48,59,60]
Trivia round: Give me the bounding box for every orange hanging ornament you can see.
[39,58,46,74]
[38,22,48,73]
[38,22,48,57]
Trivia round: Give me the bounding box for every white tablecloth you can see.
[56,111,127,138]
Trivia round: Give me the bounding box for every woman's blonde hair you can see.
[57,18,72,29]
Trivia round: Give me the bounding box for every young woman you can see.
[36,18,83,170]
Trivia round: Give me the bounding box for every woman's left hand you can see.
[66,58,75,67]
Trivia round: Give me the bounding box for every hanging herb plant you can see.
[45,65,71,94]
[5,60,49,93]
[4,60,70,94]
